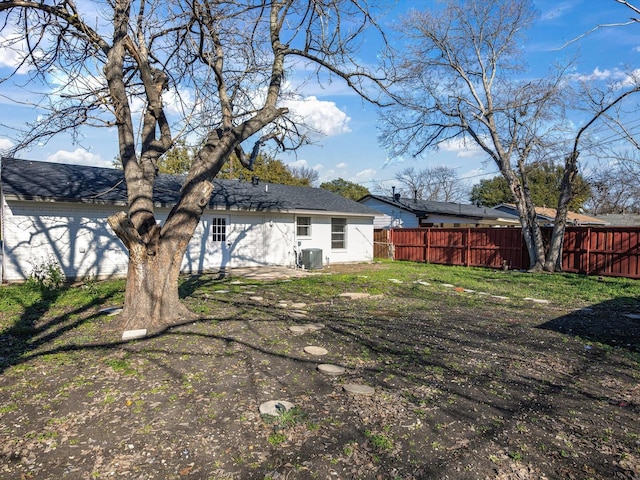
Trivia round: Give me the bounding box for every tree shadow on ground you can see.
[537,296,640,352]
[2,277,639,480]
[0,283,123,375]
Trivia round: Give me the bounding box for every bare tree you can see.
[0,0,388,331]
[586,160,640,214]
[548,77,640,267]
[394,165,466,202]
[380,0,572,271]
[288,164,320,186]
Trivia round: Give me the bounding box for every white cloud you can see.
[47,148,112,168]
[336,162,347,169]
[0,32,33,74]
[282,96,351,137]
[439,138,484,159]
[355,168,377,181]
[0,137,14,153]
[287,159,309,169]
[571,67,614,82]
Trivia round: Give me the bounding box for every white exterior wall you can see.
[1,199,373,282]
[2,200,129,282]
[294,215,373,266]
[359,198,419,229]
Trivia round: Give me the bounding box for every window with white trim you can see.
[331,218,347,249]
[212,217,227,242]
[296,216,311,237]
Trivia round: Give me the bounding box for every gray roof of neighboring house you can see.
[1,157,379,216]
[593,213,640,227]
[360,194,519,221]
[493,203,608,226]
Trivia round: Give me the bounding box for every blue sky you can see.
[1,0,639,197]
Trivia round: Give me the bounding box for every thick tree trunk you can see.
[501,167,546,271]
[544,152,579,272]
[108,211,200,332]
[120,240,196,331]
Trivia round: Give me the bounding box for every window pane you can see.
[331,218,346,249]
[212,217,227,242]
[297,216,311,236]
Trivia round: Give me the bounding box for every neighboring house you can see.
[359,194,520,229]
[593,213,640,227]
[1,158,379,282]
[493,204,609,227]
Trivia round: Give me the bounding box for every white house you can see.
[359,194,520,229]
[0,158,379,282]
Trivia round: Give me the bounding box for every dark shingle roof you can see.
[1,157,378,216]
[361,194,519,221]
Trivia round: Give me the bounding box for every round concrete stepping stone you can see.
[259,400,295,416]
[343,383,374,395]
[441,283,455,288]
[249,296,264,302]
[289,311,308,319]
[290,302,307,309]
[318,364,346,376]
[304,346,328,355]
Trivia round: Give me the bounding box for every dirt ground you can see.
[0,263,639,479]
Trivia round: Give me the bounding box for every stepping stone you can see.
[389,278,403,284]
[289,323,324,335]
[318,364,346,376]
[339,292,371,299]
[441,283,455,288]
[122,329,147,341]
[463,289,475,293]
[289,325,309,335]
[229,281,243,285]
[524,297,550,304]
[290,302,307,309]
[343,383,374,395]
[214,290,230,294]
[414,281,431,286]
[304,323,324,331]
[259,400,295,416]
[100,307,123,316]
[304,346,328,355]
[289,311,308,319]
[491,295,509,300]
[249,296,264,302]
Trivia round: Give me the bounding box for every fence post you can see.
[466,228,471,267]
[586,227,591,275]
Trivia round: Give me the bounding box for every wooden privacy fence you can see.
[378,227,640,279]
